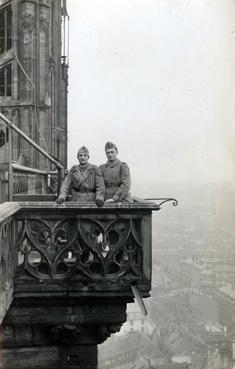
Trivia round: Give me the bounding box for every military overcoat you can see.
[59,163,104,203]
[100,159,132,202]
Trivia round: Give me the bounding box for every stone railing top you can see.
[0,197,179,221]
[0,202,21,223]
[15,201,160,211]
[0,201,161,224]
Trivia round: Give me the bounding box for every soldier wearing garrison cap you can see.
[56,146,104,206]
[100,142,132,203]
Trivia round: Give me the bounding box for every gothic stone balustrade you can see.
[0,201,159,368]
[14,202,159,297]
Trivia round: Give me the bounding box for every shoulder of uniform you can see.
[99,163,106,170]
[120,162,130,174]
[87,164,102,174]
[94,166,103,175]
[120,161,128,167]
[69,165,78,173]
[87,163,96,170]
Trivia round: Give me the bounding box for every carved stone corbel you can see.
[97,324,122,344]
[39,5,50,35]
[19,2,35,45]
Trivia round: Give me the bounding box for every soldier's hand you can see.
[56,196,65,204]
[105,198,115,203]
[95,199,104,207]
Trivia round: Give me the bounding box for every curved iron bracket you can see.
[145,198,178,208]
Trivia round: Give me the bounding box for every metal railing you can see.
[0,162,57,203]
[12,163,48,195]
[0,112,65,201]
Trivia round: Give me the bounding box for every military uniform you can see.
[100,159,132,202]
[58,163,104,203]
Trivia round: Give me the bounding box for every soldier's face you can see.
[106,148,117,162]
[78,152,89,165]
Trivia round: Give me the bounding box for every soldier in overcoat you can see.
[100,142,132,203]
[56,146,104,206]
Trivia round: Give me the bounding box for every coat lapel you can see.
[106,159,120,168]
[71,164,91,186]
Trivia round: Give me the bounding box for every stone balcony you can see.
[0,201,162,368]
[14,202,159,299]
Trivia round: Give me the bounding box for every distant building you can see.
[178,258,215,288]
[118,302,155,336]
[0,0,68,169]
[211,262,235,286]
[177,258,235,289]
[212,285,235,359]
[98,331,167,369]
[152,265,173,290]
[214,284,235,337]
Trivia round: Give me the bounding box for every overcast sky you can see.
[67,0,235,195]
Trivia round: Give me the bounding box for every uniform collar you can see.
[78,163,90,170]
[106,158,120,168]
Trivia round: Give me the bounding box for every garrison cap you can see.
[77,146,89,157]
[105,142,117,151]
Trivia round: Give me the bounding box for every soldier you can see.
[56,146,104,206]
[100,142,132,203]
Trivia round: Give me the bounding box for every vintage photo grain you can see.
[0,1,235,368]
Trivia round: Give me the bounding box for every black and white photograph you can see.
[0,1,235,368]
